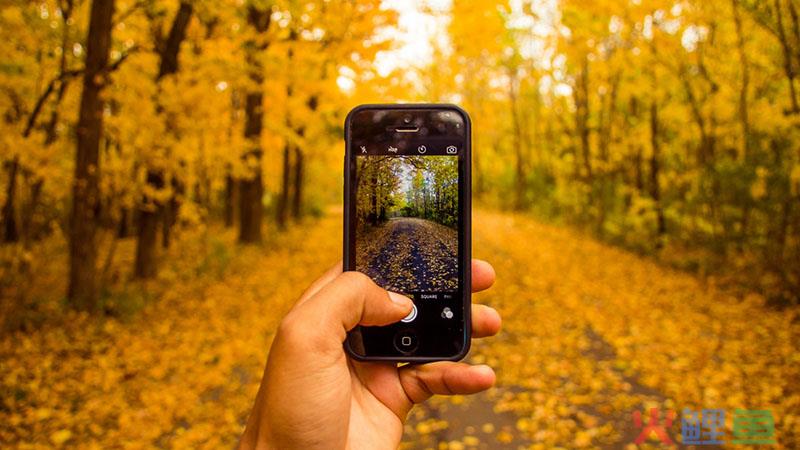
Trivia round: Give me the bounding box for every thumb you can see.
[288,271,413,346]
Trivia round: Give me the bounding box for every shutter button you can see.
[400,303,418,323]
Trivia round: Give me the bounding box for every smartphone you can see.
[343,104,471,362]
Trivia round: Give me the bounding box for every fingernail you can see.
[473,364,494,376]
[388,291,411,306]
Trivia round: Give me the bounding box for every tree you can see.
[238,3,272,243]
[134,1,194,278]
[68,0,115,309]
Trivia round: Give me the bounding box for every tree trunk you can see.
[649,101,666,244]
[162,199,172,248]
[134,171,163,278]
[508,69,526,210]
[157,2,193,80]
[22,178,43,244]
[134,208,159,278]
[575,55,593,180]
[224,172,237,227]
[134,2,192,275]
[732,0,752,160]
[775,0,800,113]
[117,207,132,238]
[157,2,192,248]
[2,157,19,242]
[291,145,304,220]
[370,173,378,226]
[290,96,316,221]
[276,142,291,229]
[238,88,266,242]
[162,175,182,248]
[238,5,271,243]
[239,166,263,242]
[68,0,114,309]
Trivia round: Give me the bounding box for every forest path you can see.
[2,209,798,448]
[360,217,458,293]
[400,211,799,449]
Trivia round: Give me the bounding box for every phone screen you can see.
[344,106,470,360]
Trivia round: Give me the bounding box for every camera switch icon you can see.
[446,145,457,154]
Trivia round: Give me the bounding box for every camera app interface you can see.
[347,108,466,357]
[351,132,465,357]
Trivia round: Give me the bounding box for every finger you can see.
[472,259,495,293]
[289,271,413,347]
[295,261,342,306]
[471,304,501,338]
[300,259,492,305]
[398,362,495,406]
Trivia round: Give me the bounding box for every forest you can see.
[356,155,458,228]
[2,0,800,448]
[355,155,458,292]
[443,0,800,304]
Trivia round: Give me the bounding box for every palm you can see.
[239,261,499,450]
[346,361,406,448]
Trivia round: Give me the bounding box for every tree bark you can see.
[649,101,666,243]
[157,2,192,248]
[508,69,526,210]
[22,178,43,244]
[290,96,316,220]
[117,207,133,238]
[134,1,193,276]
[2,157,20,242]
[134,171,163,278]
[224,172,237,227]
[732,0,752,160]
[276,142,291,229]
[68,0,114,309]
[157,2,193,80]
[775,0,800,113]
[291,145,304,220]
[238,5,271,243]
[574,55,592,180]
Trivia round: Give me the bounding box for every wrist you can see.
[238,416,275,450]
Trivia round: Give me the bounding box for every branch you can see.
[114,0,150,26]
[23,68,82,138]
[22,45,137,138]
[106,45,139,74]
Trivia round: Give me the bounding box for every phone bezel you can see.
[342,103,472,363]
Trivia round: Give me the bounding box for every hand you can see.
[238,259,501,450]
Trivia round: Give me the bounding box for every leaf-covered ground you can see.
[357,217,458,293]
[2,210,799,449]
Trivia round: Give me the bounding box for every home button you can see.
[393,330,419,354]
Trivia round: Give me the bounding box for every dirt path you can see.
[2,209,798,448]
[358,217,458,293]
[401,210,799,449]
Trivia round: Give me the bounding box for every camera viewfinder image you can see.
[355,155,458,293]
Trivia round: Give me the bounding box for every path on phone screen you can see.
[357,217,458,293]
[2,209,798,448]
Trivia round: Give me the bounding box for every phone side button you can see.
[393,330,419,354]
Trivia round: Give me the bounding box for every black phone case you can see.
[342,103,472,363]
